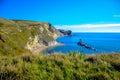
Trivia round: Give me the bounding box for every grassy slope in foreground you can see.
[0,52,120,80]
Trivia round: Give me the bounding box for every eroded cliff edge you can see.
[0,18,72,54]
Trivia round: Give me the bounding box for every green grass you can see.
[0,18,59,55]
[0,52,120,80]
[0,18,120,80]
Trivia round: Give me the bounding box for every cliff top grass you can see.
[0,18,58,55]
[0,52,120,80]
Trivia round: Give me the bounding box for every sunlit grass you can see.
[0,52,120,80]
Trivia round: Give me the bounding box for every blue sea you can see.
[44,33,120,54]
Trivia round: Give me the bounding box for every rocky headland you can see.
[58,29,72,36]
[0,18,72,54]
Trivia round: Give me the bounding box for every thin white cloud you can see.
[56,24,120,29]
[55,23,120,32]
[113,15,120,18]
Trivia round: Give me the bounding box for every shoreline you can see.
[39,42,64,53]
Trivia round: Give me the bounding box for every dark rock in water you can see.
[77,42,86,46]
[58,29,72,36]
[77,41,96,51]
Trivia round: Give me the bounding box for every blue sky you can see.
[0,0,120,32]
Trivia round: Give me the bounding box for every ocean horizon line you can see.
[72,32,120,33]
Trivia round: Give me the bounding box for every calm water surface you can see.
[44,33,120,54]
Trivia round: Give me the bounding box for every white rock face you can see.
[25,23,63,54]
[39,27,44,32]
[26,35,43,53]
[48,41,57,46]
[26,34,57,54]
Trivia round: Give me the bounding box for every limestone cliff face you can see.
[0,18,63,54]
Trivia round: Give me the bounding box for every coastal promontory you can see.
[0,18,71,54]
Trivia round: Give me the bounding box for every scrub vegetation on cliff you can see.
[0,18,62,54]
[0,52,120,80]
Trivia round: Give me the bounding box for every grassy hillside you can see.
[0,18,120,80]
[0,18,60,55]
[0,52,120,80]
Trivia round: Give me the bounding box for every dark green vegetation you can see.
[0,52,120,80]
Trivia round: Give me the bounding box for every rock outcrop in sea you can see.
[0,18,72,54]
[58,29,72,36]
